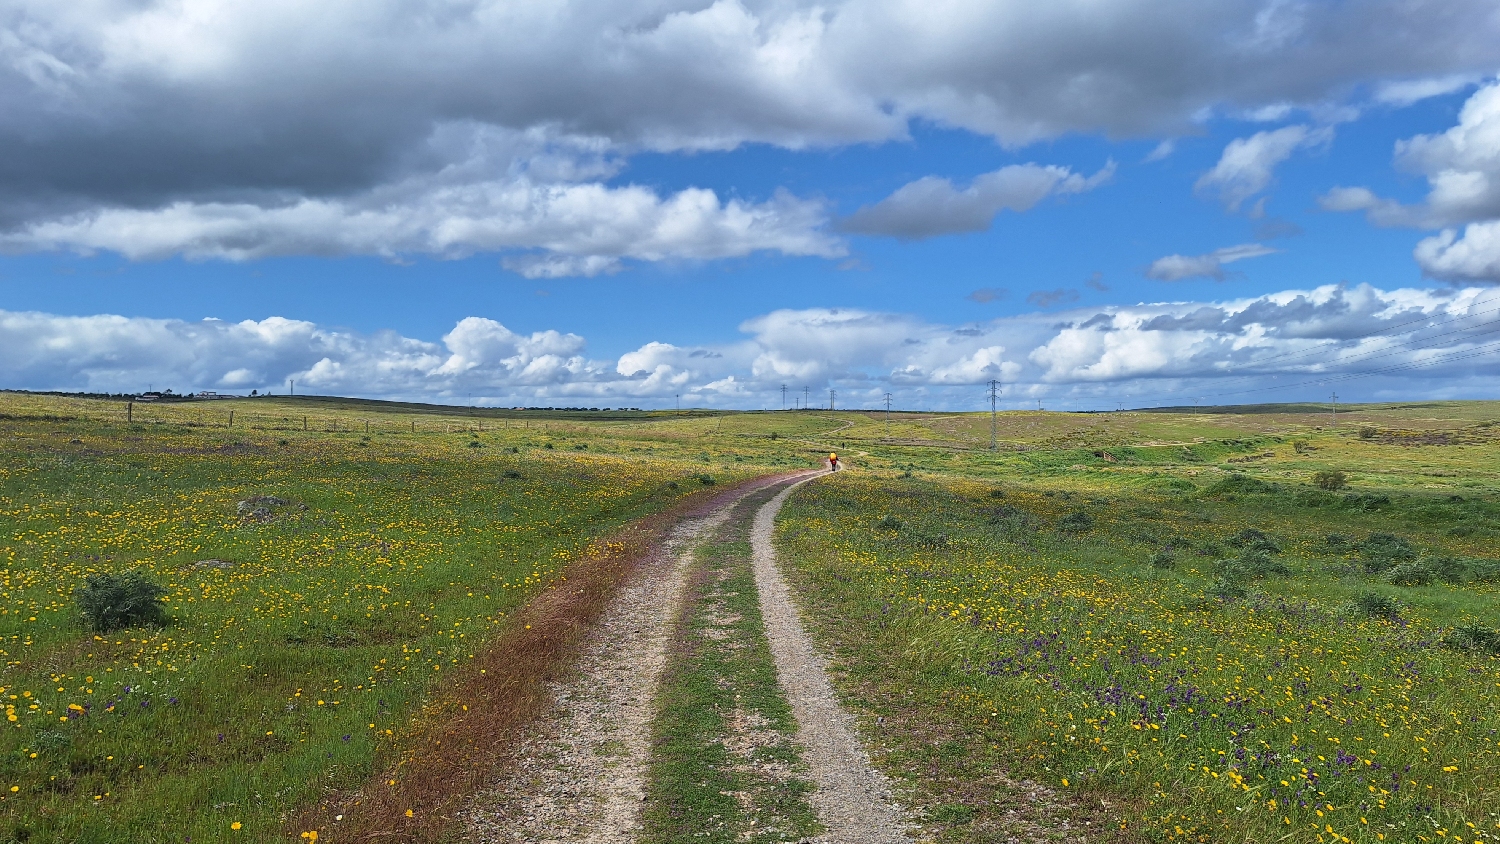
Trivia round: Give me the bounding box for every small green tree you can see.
[1312,469,1347,490]
[75,571,169,632]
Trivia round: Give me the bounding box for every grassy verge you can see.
[642,491,822,844]
[777,473,1500,844]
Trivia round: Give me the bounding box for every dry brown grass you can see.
[292,472,808,843]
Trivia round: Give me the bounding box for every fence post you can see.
[127,402,133,423]
[303,416,308,431]
[228,410,234,428]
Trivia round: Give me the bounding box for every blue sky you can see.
[3,1,1500,410]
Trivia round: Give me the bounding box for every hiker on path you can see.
[828,452,839,472]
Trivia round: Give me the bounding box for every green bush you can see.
[1057,511,1094,533]
[697,474,716,485]
[1150,551,1176,570]
[1205,474,1278,497]
[1468,558,1500,583]
[1227,528,1281,554]
[1384,561,1436,587]
[1312,470,1347,491]
[75,571,169,632]
[1341,492,1392,511]
[1207,575,1248,600]
[1350,591,1402,619]
[876,515,903,531]
[1217,549,1290,579]
[1443,623,1500,655]
[1424,554,1472,585]
[1359,533,1416,573]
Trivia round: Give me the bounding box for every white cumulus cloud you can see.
[13,282,1500,408]
[1196,125,1332,211]
[1323,79,1500,281]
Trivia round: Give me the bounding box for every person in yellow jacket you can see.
[829,452,840,472]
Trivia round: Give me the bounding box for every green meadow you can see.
[779,402,1500,844]
[3,391,1499,843]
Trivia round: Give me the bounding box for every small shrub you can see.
[697,474,716,486]
[502,470,523,479]
[543,442,554,449]
[1425,554,1471,585]
[1207,575,1248,600]
[876,515,903,531]
[1218,549,1290,579]
[1292,440,1310,454]
[1359,426,1377,439]
[1150,551,1176,570]
[1325,533,1350,551]
[1227,528,1281,554]
[1350,591,1403,620]
[1342,492,1391,511]
[666,481,679,490]
[1058,511,1094,533]
[1384,560,1436,587]
[75,571,169,632]
[1467,558,1500,583]
[468,440,483,448]
[1205,473,1278,497]
[918,532,950,549]
[1443,623,1500,655]
[1358,533,1416,573]
[1312,470,1347,491]
[987,488,1006,498]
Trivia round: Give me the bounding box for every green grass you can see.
[642,493,821,844]
[9,391,1500,842]
[0,394,800,843]
[776,471,1500,843]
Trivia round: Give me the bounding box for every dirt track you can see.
[463,469,910,843]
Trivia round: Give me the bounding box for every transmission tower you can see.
[828,388,836,411]
[883,392,892,438]
[987,380,1000,451]
[803,386,810,410]
[1330,392,1338,426]
[780,384,787,410]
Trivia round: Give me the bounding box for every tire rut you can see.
[750,478,914,844]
